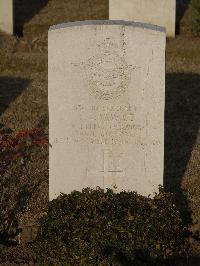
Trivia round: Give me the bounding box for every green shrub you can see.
[189,0,200,35]
[34,187,188,265]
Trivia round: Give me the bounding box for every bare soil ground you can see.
[0,0,199,264]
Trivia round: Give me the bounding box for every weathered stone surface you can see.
[49,20,166,200]
[109,0,176,38]
[0,0,13,34]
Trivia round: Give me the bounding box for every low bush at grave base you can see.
[34,187,188,265]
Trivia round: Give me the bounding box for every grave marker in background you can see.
[0,0,13,34]
[109,0,176,38]
[49,20,166,200]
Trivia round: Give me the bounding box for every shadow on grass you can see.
[165,73,200,224]
[176,0,191,34]
[0,76,31,116]
[168,256,200,266]
[14,0,49,36]
[0,117,48,244]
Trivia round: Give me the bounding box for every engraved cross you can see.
[85,149,125,191]
[100,149,124,190]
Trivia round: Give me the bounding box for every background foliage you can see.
[190,0,200,35]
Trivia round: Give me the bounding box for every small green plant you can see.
[34,187,188,265]
[189,0,200,35]
[0,128,48,242]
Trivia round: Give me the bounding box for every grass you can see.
[0,0,199,264]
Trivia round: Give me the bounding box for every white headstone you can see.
[0,0,13,34]
[49,21,166,200]
[109,0,176,38]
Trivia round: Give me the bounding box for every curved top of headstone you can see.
[49,20,166,33]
